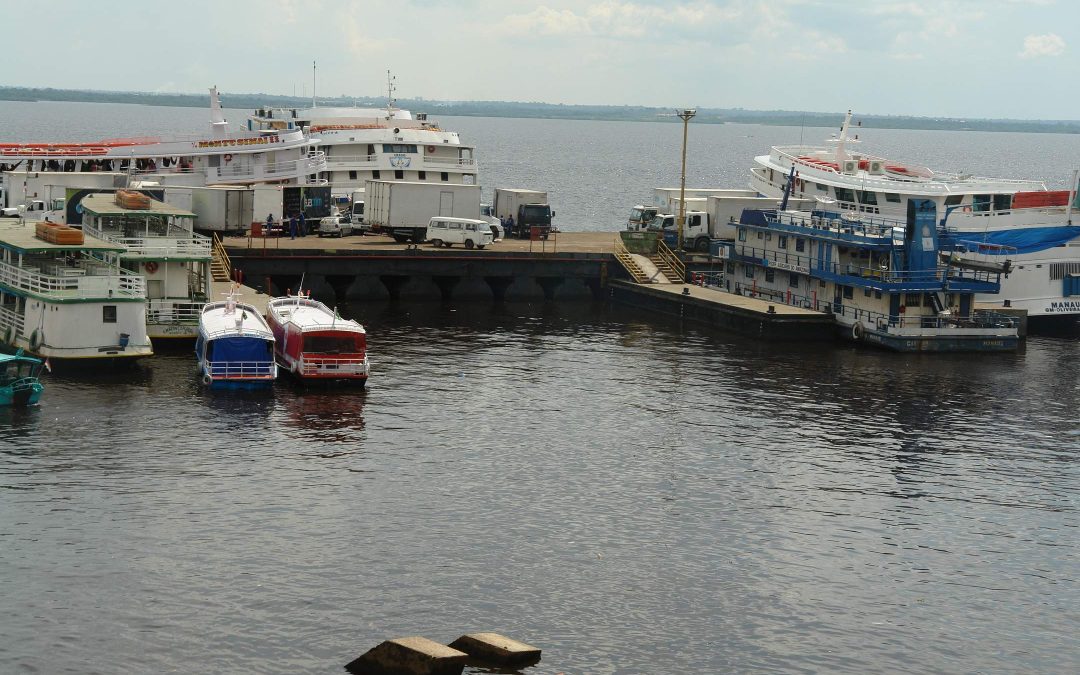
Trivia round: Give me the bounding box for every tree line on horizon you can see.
[1,85,1078,134]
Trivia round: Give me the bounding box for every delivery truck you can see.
[365,180,481,242]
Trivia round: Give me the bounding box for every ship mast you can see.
[385,70,397,119]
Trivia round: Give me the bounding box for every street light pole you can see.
[676,108,696,252]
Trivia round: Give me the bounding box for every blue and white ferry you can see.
[723,198,1020,352]
[195,286,276,388]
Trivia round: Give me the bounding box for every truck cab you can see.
[652,210,712,251]
[627,205,659,231]
[517,203,553,239]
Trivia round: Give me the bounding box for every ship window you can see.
[381,144,417,153]
[368,144,375,155]
[778,235,787,249]
[372,170,381,179]
[394,170,404,179]
[441,172,449,181]
[819,280,826,288]
[856,190,877,205]
[905,293,921,306]
[795,238,805,252]
[994,194,1012,210]
[744,265,754,279]
[834,187,855,203]
[303,335,360,354]
[757,231,764,240]
[348,170,357,180]
[419,171,427,180]
[842,285,853,299]
[944,194,964,206]
[816,183,828,192]
[864,288,872,297]
[972,195,992,212]
[884,193,901,203]
[738,228,746,242]
[790,273,800,288]
[765,268,775,283]
[103,306,117,323]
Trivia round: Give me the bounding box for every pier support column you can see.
[380,275,409,301]
[584,278,604,301]
[536,276,564,302]
[432,276,461,301]
[324,274,356,305]
[270,274,302,297]
[484,276,514,301]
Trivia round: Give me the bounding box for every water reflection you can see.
[276,383,368,439]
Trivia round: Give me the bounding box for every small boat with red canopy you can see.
[266,293,369,385]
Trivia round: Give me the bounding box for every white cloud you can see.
[1019,33,1065,58]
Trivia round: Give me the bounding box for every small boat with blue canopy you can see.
[0,350,45,406]
[195,286,276,388]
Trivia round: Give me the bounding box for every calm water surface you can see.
[0,102,1078,673]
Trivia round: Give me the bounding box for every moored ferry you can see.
[0,221,153,363]
[249,74,477,194]
[746,111,1080,334]
[79,192,213,340]
[0,87,327,214]
[196,287,276,388]
[266,294,369,385]
[724,198,1019,352]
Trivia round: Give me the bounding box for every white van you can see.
[426,217,494,249]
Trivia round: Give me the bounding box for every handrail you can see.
[0,260,145,299]
[205,360,275,378]
[655,238,686,282]
[612,236,648,283]
[212,233,232,281]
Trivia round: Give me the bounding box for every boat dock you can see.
[609,279,835,340]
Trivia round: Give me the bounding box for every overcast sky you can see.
[5,0,1074,119]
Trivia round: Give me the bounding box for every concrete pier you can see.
[344,637,467,675]
[448,632,541,667]
[610,279,835,341]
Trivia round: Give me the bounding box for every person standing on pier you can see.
[299,211,307,236]
[289,212,298,240]
[266,213,275,236]
[506,213,515,238]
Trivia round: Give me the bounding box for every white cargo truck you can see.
[705,194,815,242]
[164,186,255,233]
[493,188,553,239]
[365,180,481,243]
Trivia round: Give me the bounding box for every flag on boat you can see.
[43,358,51,373]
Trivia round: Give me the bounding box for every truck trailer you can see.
[365,180,481,242]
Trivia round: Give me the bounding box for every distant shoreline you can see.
[2,85,1079,134]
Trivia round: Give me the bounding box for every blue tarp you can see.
[944,225,1080,255]
[208,337,272,363]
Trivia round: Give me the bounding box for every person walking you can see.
[289,212,298,240]
[266,213,275,237]
[299,211,307,236]
[506,213,516,238]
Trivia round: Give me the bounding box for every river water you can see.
[0,101,1078,674]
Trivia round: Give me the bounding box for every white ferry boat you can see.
[747,111,1080,333]
[79,192,213,339]
[0,87,327,207]
[0,221,153,363]
[195,287,276,388]
[266,294,369,385]
[722,198,1019,352]
[248,75,477,193]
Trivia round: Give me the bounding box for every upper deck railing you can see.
[82,224,212,259]
[0,259,145,300]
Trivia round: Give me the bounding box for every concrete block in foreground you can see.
[448,632,542,666]
[344,636,467,675]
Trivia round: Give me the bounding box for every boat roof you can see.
[0,221,125,254]
[268,296,364,333]
[201,301,274,340]
[80,193,196,218]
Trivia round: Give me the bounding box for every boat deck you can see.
[649,282,825,316]
[222,230,617,255]
[270,298,362,330]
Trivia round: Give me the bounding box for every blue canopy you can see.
[208,336,273,363]
[943,225,1080,255]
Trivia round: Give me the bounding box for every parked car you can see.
[318,215,353,237]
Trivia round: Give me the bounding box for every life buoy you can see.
[201,373,212,386]
[425,145,436,154]
[224,154,233,163]
[852,321,864,341]
[144,261,159,274]
[29,329,43,351]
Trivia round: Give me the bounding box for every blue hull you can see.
[854,328,1019,353]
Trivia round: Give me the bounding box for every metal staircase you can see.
[614,237,650,283]
[649,239,686,284]
[211,233,233,282]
